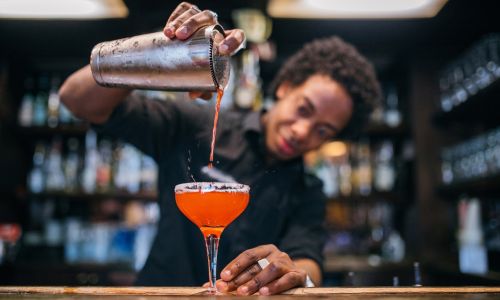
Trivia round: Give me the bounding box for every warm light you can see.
[321,141,348,157]
[0,0,128,19]
[268,0,447,19]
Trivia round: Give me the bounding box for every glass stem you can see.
[204,233,220,293]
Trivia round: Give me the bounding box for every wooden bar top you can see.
[0,286,500,299]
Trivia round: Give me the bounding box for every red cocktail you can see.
[175,182,250,293]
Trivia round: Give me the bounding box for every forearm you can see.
[293,258,322,286]
[59,65,131,124]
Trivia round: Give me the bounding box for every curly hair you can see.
[268,36,382,140]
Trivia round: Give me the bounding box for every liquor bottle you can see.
[96,139,112,192]
[356,140,372,196]
[339,153,352,196]
[125,145,142,194]
[458,198,488,274]
[18,77,35,127]
[114,144,141,193]
[234,50,262,109]
[64,138,80,192]
[32,74,49,126]
[45,137,66,191]
[374,141,396,192]
[82,130,98,193]
[47,76,61,128]
[140,154,158,193]
[28,141,46,193]
[384,85,402,128]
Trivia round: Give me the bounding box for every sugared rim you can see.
[175,182,250,193]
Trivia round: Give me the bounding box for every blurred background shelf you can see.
[0,262,136,286]
[437,174,500,198]
[433,78,500,129]
[20,191,158,202]
[17,125,89,136]
[328,192,403,204]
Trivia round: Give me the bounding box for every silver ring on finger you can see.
[257,258,270,270]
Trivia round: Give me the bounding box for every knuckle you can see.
[232,276,242,286]
[268,261,284,274]
[297,269,307,278]
[233,261,242,272]
[278,251,290,260]
[248,264,260,276]
[252,277,262,289]
[244,250,258,262]
[202,10,216,20]
[179,2,191,9]
[268,244,278,251]
[183,18,197,28]
[169,20,181,27]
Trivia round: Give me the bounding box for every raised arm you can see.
[59,2,245,124]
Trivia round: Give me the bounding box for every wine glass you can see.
[175,182,250,294]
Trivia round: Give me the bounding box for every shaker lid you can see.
[209,24,231,90]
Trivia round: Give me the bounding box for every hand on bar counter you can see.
[213,244,316,296]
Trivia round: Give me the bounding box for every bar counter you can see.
[0,286,499,299]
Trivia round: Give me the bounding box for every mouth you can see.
[277,135,296,157]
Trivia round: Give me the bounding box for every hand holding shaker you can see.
[90,24,230,91]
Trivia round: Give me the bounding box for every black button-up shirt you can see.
[94,93,326,286]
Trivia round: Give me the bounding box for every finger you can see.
[202,282,210,288]
[167,2,195,23]
[188,91,202,100]
[175,10,219,40]
[236,260,289,296]
[218,263,262,292]
[259,271,307,296]
[219,29,246,55]
[199,92,213,100]
[164,7,201,40]
[221,245,277,281]
[164,2,196,38]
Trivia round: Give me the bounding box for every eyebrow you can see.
[303,96,340,133]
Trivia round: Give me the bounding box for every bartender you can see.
[59,1,381,295]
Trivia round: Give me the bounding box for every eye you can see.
[297,104,311,117]
[316,126,334,139]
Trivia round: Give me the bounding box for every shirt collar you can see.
[242,109,264,134]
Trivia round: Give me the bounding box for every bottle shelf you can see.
[437,173,500,198]
[433,78,500,128]
[323,254,412,273]
[426,262,500,285]
[0,262,135,286]
[17,124,89,136]
[21,190,157,202]
[328,191,403,204]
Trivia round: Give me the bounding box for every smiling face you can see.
[262,74,353,161]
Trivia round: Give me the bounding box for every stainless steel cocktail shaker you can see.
[90,25,230,91]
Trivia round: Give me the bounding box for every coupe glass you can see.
[175,182,250,293]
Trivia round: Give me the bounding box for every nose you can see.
[290,119,312,144]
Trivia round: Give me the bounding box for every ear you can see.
[276,81,292,100]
